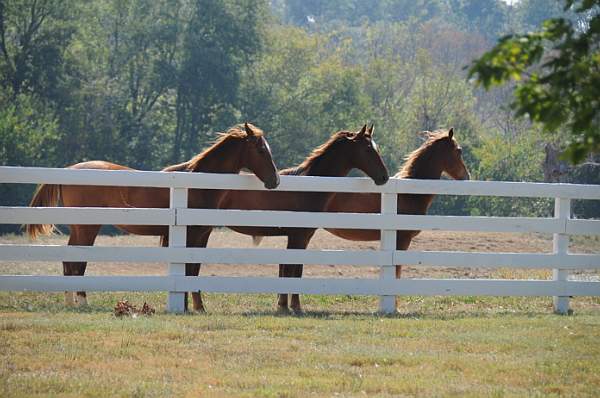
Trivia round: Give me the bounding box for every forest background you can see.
[1,0,598,234]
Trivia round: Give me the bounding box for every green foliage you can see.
[173,0,268,161]
[0,90,61,231]
[0,92,60,167]
[468,0,600,163]
[239,26,370,167]
[0,0,594,223]
[469,129,553,217]
[0,0,79,100]
[282,0,449,27]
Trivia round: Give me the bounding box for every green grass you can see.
[1,292,600,397]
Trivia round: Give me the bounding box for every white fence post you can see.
[379,192,397,314]
[553,197,571,315]
[167,187,187,313]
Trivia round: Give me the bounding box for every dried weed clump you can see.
[113,300,155,317]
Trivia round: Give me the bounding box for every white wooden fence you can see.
[0,166,599,314]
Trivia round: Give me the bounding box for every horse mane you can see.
[168,124,264,172]
[281,131,355,176]
[397,129,451,178]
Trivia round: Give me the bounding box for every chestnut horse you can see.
[184,124,389,313]
[26,123,279,307]
[324,128,470,310]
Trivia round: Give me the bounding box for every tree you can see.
[0,0,77,100]
[468,0,600,163]
[172,0,268,162]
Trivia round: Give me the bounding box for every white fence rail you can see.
[1,166,599,314]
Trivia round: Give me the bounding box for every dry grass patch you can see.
[1,295,600,397]
[1,231,599,396]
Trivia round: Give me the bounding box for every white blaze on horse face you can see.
[262,136,272,154]
[371,139,378,152]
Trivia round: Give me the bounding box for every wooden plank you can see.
[2,245,599,269]
[379,192,397,313]
[2,206,587,235]
[175,277,600,297]
[0,275,173,292]
[177,208,565,233]
[0,207,175,226]
[392,178,600,200]
[0,166,268,190]
[2,166,600,198]
[176,208,386,228]
[388,215,563,233]
[393,251,600,269]
[0,166,388,193]
[167,188,187,313]
[566,219,600,236]
[1,275,598,297]
[0,245,388,265]
[553,198,571,314]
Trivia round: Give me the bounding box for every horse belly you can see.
[325,228,380,241]
[228,225,311,237]
[116,225,168,236]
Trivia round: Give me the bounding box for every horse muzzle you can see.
[375,174,389,186]
[264,175,280,189]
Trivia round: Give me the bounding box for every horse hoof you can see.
[75,295,88,306]
[277,306,290,315]
[291,306,303,315]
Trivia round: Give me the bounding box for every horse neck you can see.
[187,139,244,209]
[303,144,352,177]
[397,147,444,214]
[191,139,243,174]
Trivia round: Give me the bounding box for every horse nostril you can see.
[376,174,389,186]
[264,176,279,189]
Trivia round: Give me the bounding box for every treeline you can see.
[1,0,597,233]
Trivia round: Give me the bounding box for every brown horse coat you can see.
[324,128,470,309]
[185,124,390,313]
[26,123,279,307]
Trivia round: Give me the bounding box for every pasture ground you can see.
[1,230,599,397]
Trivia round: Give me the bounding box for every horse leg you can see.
[277,264,289,312]
[186,227,211,313]
[395,233,412,310]
[283,231,315,314]
[64,225,100,306]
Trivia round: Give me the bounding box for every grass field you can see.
[1,230,599,397]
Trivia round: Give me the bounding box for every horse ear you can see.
[357,124,367,137]
[244,122,255,137]
[448,127,454,139]
[368,124,374,137]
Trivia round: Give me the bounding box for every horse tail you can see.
[252,236,264,246]
[26,184,61,239]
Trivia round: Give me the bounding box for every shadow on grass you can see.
[224,308,565,321]
[1,291,587,320]
[0,301,564,320]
